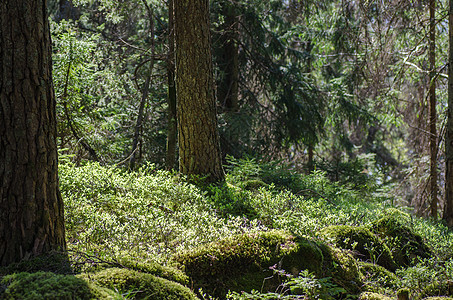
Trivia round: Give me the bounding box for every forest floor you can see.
[2,159,453,299]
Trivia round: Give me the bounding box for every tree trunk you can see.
[166,0,177,171]
[175,0,225,183]
[444,0,453,226]
[429,0,438,220]
[217,2,239,112]
[0,0,66,266]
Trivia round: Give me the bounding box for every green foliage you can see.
[60,162,263,267]
[55,161,453,299]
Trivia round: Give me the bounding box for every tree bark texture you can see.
[444,0,453,226]
[0,0,66,266]
[429,0,438,219]
[166,0,178,171]
[175,0,225,182]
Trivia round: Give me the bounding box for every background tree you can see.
[175,0,225,182]
[445,0,453,226]
[0,0,66,266]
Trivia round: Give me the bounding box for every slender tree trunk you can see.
[429,0,438,219]
[175,0,225,183]
[0,0,66,266]
[444,0,453,226]
[166,0,177,171]
[130,4,155,170]
[218,2,239,112]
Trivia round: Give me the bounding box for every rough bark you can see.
[429,0,438,219]
[175,0,225,183]
[166,0,177,171]
[0,0,66,266]
[444,0,453,226]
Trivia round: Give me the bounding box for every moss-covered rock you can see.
[82,267,199,300]
[371,212,432,267]
[172,230,361,298]
[359,292,392,300]
[321,225,396,271]
[116,257,189,285]
[359,262,398,292]
[241,179,268,191]
[319,244,362,294]
[0,271,113,299]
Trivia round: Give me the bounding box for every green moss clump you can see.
[241,179,268,191]
[359,292,392,300]
[422,298,453,300]
[172,230,325,298]
[116,257,189,285]
[0,271,113,300]
[359,262,398,292]
[319,244,362,294]
[321,225,396,271]
[371,213,432,267]
[82,267,199,300]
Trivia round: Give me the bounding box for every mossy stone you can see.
[359,262,398,291]
[319,244,362,294]
[116,257,189,285]
[359,292,392,300]
[0,271,113,300]
[82,267,198,300]
[371,213,432,267]
[172,230,326,298]
[241,179,268,191]
[173,230,365,298]
[321,225,396,271]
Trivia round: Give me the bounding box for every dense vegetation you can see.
[2,160,453,299]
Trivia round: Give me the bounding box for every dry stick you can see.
[61,50,100,162]
[129,4,156,170]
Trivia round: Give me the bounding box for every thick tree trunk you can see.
[166,0,177,171]
[175,0,225,183]
[0,0,66,266]
[444,0,453,226]
[429,0,438,219]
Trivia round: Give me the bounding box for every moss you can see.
[359,262,398,292]
[359,292,392,300]
[371,211,432,267]
[319,244,362,294]
[172,230,326,298]
[0,251,72,276]
[241,179,268,191]
[422,298,453,300]
[116,257,188,285]
[321,225,396,271]
[83,267,199,300]
[0,271,113,300]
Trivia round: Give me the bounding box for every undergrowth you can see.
[57,158,453,299]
